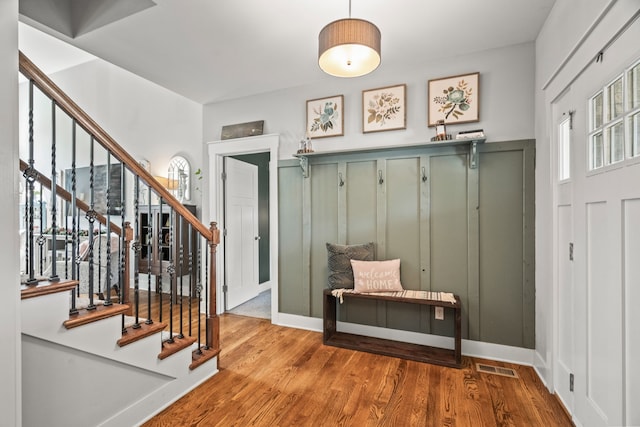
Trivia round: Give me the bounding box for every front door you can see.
[224,157,259,310]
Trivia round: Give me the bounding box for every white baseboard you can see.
[274,313,536,366]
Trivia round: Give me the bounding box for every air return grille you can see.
[476,363,519,378]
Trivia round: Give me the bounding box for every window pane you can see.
[558,118,571,180]
[592,132,604,169]
[631,63,640,110]
[607,77,623,120]
[592,92,603,129]
[610,122,624,163]
[633,112,640,157]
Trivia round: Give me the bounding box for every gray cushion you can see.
[326,242,375,289]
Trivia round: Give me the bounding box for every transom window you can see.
[558,116,571,181]
[588,58,640,170]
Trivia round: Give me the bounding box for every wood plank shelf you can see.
[295,137,486,177]
[323,289,462,368]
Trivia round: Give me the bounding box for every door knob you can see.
[255,236,261,240]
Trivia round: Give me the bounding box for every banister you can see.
[18,51,212,241]
[20,158,122,236]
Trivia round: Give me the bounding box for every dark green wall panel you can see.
[343,160,378,324]
[429,153,470,336]
[384,157,422,332]
[478,149,528,347]
[278,166,304,315]
[346,160,378,246]
[310,163,339,318]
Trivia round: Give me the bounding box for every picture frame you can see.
[306,95,344,139]
[362,84,407,133]
[428,72,479,127]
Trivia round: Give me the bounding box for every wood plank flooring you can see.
[144,314,572,427]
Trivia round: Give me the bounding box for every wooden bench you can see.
[323,289,462,368]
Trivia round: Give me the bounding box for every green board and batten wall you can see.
[278,139,535,349]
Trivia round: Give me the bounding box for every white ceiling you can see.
[19,0,556,105]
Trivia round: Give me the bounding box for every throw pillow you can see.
[326,242,375,289]
[351,259,404,293]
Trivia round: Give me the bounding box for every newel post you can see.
[207,222,221,351]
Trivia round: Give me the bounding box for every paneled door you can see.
[553,89,575,415]
[225,157,260,310]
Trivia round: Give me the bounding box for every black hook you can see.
[421,167,428,182]
[378,170,384,185]
[338,172,344,187]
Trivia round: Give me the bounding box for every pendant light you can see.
[318,0,381,78]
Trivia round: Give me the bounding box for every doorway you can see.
[224,153,271,316]
[207,134,280,322]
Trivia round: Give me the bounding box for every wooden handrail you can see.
[18,51,212,241]
[20,159,122,236]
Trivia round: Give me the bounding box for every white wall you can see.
[204,42,536,160]
[0,0,21,425]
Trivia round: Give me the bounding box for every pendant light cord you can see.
[348,0,351,18]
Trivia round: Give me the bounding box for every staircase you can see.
[18,52,220,427]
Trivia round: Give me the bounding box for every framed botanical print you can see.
[428,72,479,126]
[362,84,406,133]
[306,95,344,138]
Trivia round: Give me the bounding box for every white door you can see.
[224,157,260,310]
[553,94,575,415]
[567,57,640,426]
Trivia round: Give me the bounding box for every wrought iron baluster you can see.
[158,199,163,324]
[37,184,44,277]
[120,165,127,316]
[104,153,112,306]
[204,238,209,350]
[178,212,184,339]
[86,137,97,310]
[146,184,153,324]
[166,205,175,344]
[48,101,59,282]
[132,176,141,329]
[70,122,79,314]
[24,80,38,285]
[188,222,194,336]
[195,236,203,355]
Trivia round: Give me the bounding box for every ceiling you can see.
[18,0,556,105]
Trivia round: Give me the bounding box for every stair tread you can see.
[159,335,198,360]
[21,279,79,300]
[63,303,129,329]
[118,321,167,347]
[189,346,220,370]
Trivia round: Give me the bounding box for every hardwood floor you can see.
[144,314,572,427]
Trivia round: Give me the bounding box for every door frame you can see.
[207,134,280,321]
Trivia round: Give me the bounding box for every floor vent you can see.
[476,363,519,378]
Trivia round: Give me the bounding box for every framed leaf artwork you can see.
[362,84,406,133]
[428,72,479,126]
[306,95,344,139]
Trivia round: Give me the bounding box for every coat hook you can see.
[378,170,384,185]
[338,172,344,187]
[421,167,428,182]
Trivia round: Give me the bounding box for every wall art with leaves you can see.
[362,84,406,133]
[306,95,344,138]
[428,72,479,126]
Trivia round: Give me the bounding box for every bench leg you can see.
[323,291,337,343]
